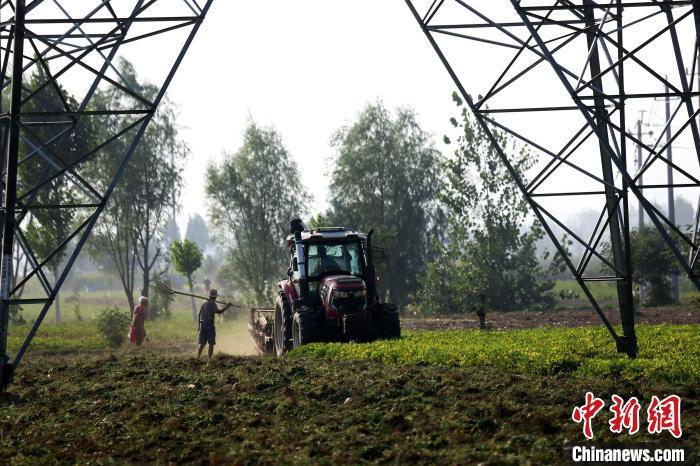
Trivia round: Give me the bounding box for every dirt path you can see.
[403,306,700,331]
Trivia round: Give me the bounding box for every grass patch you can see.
[15,288,207,323]
[556,278,700,304]
[291,324,700,383]
[554,279,617,301]
[7,321,105,354]
[7,314,224,355]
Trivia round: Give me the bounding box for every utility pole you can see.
[636,113,645,306]
[636,114,645,228]
[665,82,679,303]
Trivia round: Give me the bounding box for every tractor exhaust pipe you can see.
[366,229,377,305]
[290,219,309,304]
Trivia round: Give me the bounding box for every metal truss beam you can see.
[405,0,700,356]
[0,0,213,390]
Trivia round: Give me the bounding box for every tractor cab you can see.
[265,219,399,356]
[285,227,373,307]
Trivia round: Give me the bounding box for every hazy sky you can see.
[124,0,699,236]
[151,0,458,233]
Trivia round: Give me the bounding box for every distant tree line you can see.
[204,98,558,315]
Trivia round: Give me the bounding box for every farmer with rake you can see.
[155,281,240,359]
[197,289,232,360]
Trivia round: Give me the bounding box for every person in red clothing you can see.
[131,296,148,346]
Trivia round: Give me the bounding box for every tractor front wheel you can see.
[274,296,292,357]
[292,308,324,349]
[376,303,401,339]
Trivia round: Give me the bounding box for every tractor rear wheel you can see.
[274,296,292,357]
[376,303,401,339]
[292,307,324,349]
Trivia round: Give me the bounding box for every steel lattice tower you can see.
[0,0,212,389]
[405,0,700,356]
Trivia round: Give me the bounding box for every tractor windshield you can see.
[307,241,363,279]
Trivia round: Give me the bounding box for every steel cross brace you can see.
[405,0,700,356]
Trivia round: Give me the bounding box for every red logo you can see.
[572,392,605,439]
[572,393,682,439]
[609,395,641,435]
[647,395,682,438]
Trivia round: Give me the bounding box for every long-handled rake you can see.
[156,281,242,309]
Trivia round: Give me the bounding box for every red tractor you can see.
[249,219,400,356]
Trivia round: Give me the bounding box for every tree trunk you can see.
[142,247,150,299]
[476,309,486,330]
[142,263,151,319]
[189,280,197,321]
[476,293,486,330]
[125,240,136,314]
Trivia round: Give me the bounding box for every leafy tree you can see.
[326,102,442,307]
[672,196,695,228]
[419,233,486,319]
[630,226,677,306]
[89,59,187,312]
[548,234,574,277]
[418,93,554,315]
[24,195,74,323]
[205,121,308,303]
[200,253,221,290]
[18,65,89,323]
[185,214,210,251]
[307,213,328,230]
[129,74,187,305]
[600,227,677,307]
[90,207,139,311]
[170,239,203,320]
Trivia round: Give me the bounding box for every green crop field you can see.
[0,321,697,464]
[292,325,700,383]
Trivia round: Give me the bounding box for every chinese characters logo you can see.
[572,392,681,439]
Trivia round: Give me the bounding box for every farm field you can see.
[404,305,700,331]
[1,317,698,464]
[13,280,700,329]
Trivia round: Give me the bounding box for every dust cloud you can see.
[214,315,258,356]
